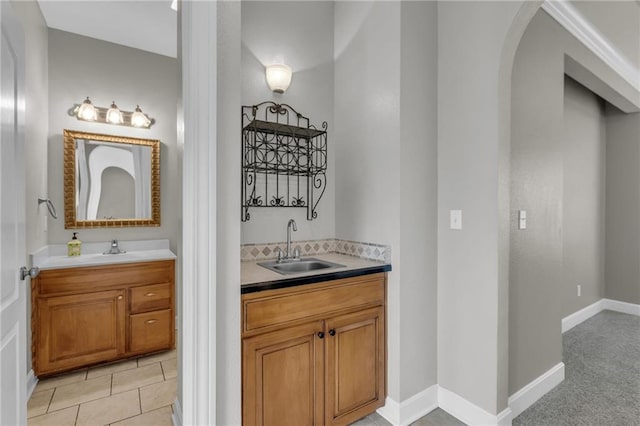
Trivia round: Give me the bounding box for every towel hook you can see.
[38,198,57,219]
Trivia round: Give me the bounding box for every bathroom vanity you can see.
[31,242,175,377]
[241,253,391,426]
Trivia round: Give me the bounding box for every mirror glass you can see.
[64,130,160,228]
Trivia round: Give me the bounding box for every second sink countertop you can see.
[241,252,391,293]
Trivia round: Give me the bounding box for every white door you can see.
[0,2,27,425]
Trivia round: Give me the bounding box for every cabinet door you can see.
[325,307,385,426]
[243,321,324,426]
[35,289,126,376]
[129,309,173,354]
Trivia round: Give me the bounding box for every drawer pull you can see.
[117,295,123,300]
[145,319,157,324]
[145,292,156,297]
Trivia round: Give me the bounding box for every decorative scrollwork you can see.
[242,101,328,221]
[270,196,285,207]
[247,196,263,207]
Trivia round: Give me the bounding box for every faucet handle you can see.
[111,239,118,246]
[276,248,284,263]
[293,247,300,259]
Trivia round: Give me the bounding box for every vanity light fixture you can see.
[77,97,98,121]
[131,105,151,128]
[265,63,292,93]
[71,99,155,129]
[106,101,124,124]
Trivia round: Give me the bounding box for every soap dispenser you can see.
[68,232,81,257]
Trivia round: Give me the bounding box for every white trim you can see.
[438,386,511,426]
[508,362,565,419]
[377,385,438,426]
[172,397,182,426]
[562,298,640,333]
[562,299,603,333]
[541,0,640,92]
[26,369,38,400]
[496,407,512,426]
[602,298,640,316]
[180,1,218,425]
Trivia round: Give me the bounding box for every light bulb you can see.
[77,97,98,121]
[106,101,123,124]
[265,64,292,93]
[131,105,151,128]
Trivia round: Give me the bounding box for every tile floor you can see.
[27,349,176,426]
[28,346,466,426]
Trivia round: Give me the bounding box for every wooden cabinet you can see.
[242,273,386,426]
[32,260,175,377]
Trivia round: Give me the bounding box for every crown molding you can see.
[542,0,640,92]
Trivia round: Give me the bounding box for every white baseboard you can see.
[602,298,640,316]
[508,362,565,419]
[379,385,516,426]
[377,385,438,426]
[562,298,640,333]
[438,386,511,426]
[26,369,38,399]
[172,397,182,426]
[497,407,513,426]
[562,299,603,333]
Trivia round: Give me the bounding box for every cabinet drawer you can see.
[129,309,173,353]
[130,283,172,314]
[243,273,385,334]
[37,260,175,296]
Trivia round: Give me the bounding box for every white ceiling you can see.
[37,0,177,58]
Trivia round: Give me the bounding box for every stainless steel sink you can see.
[258,257,345,275]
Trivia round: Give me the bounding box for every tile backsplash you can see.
[241,238,391,263]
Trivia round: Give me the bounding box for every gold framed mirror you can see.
[63,129,160,228]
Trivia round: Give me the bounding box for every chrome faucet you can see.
[285,219,298,260]
[104,239,126,255]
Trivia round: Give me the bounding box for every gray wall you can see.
[217,2,242,423]
[510,10,565,398]
[437,0,528,414]
[399,1,438,400]
[47,29,180,253]
[241,1,335,244]
[334,0,403,401]
[509,9,639,395]
[562,76,606,317]
[605,108,640,305]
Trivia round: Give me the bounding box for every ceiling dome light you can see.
[106,101,124,124]
[265,64,292,94]
[77,97,98,121]
[131,105,151,128]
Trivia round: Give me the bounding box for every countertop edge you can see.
[35,249,177,270]
[240,264,392,294]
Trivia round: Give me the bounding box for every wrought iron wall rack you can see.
[241,102,328,221]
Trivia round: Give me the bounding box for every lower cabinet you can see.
[35,289,127,374]
[32,260,175,376]
[242,273,387,426]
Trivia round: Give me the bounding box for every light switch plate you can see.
[518,210,527,230]
[450,210,462,230]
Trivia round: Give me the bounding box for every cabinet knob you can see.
[317,331,324,339]
[329,329,336,336]
[145,319,157,324]
[145,292,156,297]
[117,295,123,300]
